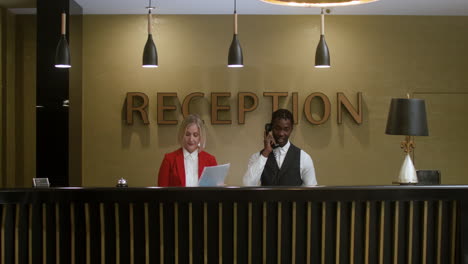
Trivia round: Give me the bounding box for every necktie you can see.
[277,149,282,168]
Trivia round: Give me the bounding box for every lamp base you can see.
[396,153,418,184]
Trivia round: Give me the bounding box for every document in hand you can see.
[198,163,230,186]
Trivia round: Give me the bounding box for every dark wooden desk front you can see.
[1,186,467,263]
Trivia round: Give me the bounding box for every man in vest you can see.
[243,109,317,186]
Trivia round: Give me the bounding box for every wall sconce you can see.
[55,12,71,68]
[385,97,429,184]
[228,0,244,68]
[142,0,158,68]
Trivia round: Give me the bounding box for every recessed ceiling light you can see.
[259,0,378,7]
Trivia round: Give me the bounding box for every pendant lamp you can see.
[55,12,71,68]
[227,0,244,68]
[315,8,330,68]
[258,0,378,7]
[142,0,158,68]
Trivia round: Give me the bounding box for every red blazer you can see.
[157,148,218,187]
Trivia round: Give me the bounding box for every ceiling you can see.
[2,0,468,16]
[75,0,468,15]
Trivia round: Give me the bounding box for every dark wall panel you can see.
[36,0,82,187]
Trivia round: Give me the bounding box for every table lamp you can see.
[385,98,429,184]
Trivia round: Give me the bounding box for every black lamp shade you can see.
[228,34,243,67]
[385,98,429,136]
[55,35,71,68]
[315,35,330,68]
[142,34,158,67]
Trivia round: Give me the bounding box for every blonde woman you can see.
[158,114,217,187]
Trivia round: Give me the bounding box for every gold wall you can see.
[15,15,36,187]
[0,8,4,187]
[6,14,468,187]
[80,15,468,187]
[0,11,36,187]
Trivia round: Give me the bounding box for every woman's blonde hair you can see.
[178,114,207,151]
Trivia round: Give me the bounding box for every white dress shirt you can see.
[183,148,199,187]
[242,141,317,186]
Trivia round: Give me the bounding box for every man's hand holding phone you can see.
[262,124,278,157]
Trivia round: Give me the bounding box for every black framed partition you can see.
[0,186,467,263]
[36,0,83,187]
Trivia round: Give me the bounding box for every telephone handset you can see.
[264,123,280,149]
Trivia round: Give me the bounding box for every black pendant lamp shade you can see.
[385,98,429,136]
[228,0,244,68]
[315,9,330,68]
[228,34,243,67]
[142,33,158,67]
[142,3,158,68]
[55,13,71,68]
[315,35,330,67]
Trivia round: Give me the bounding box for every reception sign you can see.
[125,92,362,125]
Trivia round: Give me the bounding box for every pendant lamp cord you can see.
[61,13,66,35]
[233,0,238,34]
[320,8,325,36]
[147,0,152,34]
[60,1,66,36]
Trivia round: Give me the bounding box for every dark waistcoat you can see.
[260,143,302,186]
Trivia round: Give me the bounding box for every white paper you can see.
[198,163,230,186]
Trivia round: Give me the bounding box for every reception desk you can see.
[1,186,467,264]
